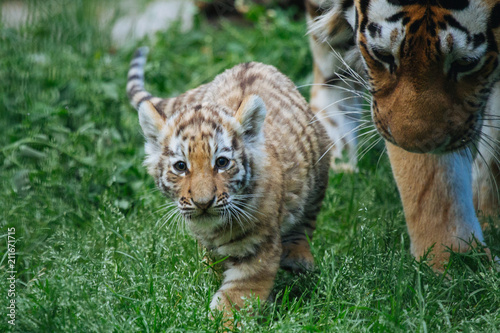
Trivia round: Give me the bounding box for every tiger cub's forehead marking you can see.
[165,107,237,168]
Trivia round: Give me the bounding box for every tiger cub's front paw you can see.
[210,291,239,314]
[280,241,315,273]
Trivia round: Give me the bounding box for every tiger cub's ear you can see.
[235,95,267,144]
[138,101,165,145]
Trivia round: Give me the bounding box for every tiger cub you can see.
[126,47,330,314]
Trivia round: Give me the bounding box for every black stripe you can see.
[486,29,498,53]
[155,99,168,115]
[388,0,469,10]
[127,86,143,100]
[129,61,142,69]
[367,23,382,38]
[466,100,481,108]
[433,38,442,57]
[489,4,500,29]
[229,233,277,264]
[409,17,424,34]
[359,41,380,65]
[434,0,469,11]
[471,33,486,49]
[387,12,405,23]
[137,94,152,106]
[341,0,354,12]
[427,16,437,37]
[443,15,469,34]
[358,0,370,32]
[281,233,306,242]
[139,96,167,119]
[359,0,370,14]
[127,74,142,82]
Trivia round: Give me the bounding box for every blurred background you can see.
[1,0,305,46]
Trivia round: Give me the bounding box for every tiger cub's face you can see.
[355,0,500,153]
[138,96,266,234]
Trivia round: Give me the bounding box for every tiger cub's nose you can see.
[192,196,215,210]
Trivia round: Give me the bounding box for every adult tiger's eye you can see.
[215,157,230,169]
[174,161,187,172]
[450,57,481,76]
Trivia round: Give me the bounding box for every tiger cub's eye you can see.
[215,157,230,169]
[174,161,187,172]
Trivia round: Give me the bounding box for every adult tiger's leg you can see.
[306,0,363,172]
[386,142,487,270]
[473,82,500,219]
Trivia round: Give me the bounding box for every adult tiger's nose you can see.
[192,196,215,210]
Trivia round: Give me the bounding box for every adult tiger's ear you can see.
[235,95,267,144]
[138,100,165,145]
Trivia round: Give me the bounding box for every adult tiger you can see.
[306,0,500,269]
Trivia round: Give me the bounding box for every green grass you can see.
[1,1,499,331]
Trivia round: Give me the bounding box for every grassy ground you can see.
[1,1,499,331]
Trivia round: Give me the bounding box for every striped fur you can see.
[127,48,330,315]
[307,0,500,269]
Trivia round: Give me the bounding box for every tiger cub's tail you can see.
[126,47,153,109]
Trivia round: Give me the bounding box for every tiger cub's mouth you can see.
[180,203,229,225]
[181,208,219,220]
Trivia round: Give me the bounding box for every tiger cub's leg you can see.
[280,220,316,273]
[473,83,500,219]
[306,0,362,172]
[280,156,329,273]
[387,142,487,270]
[210,237,281,314]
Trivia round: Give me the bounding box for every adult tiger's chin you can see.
[371,79,482,154]
[373,108,482,154]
